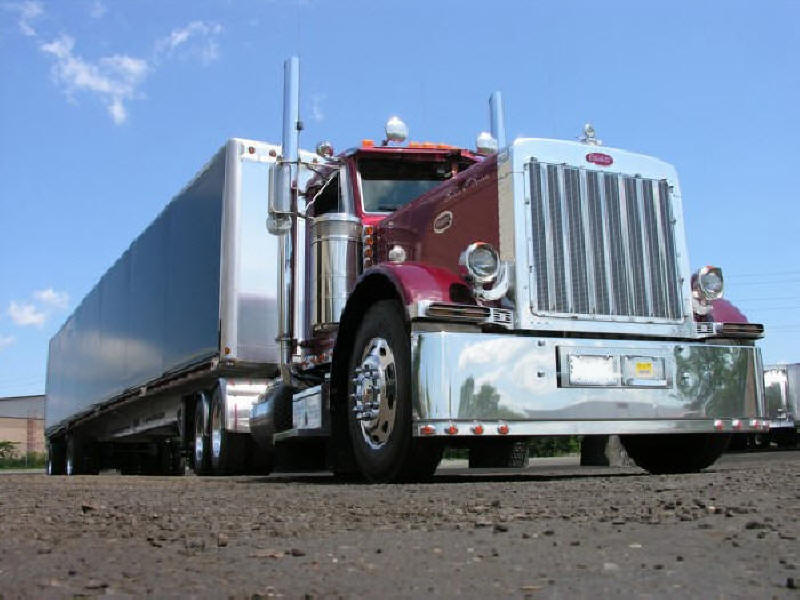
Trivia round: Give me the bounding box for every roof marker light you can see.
[420,425,436,436]
[446,424,459,435]
[498,423,509,435]
[472,424,484,435]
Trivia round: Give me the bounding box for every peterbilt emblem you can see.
[433,211,453,233]
[586,152,613,166]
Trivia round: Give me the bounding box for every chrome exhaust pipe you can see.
[278,56,300,385]
[489,91,506,149]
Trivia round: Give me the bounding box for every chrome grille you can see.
[528,160,682,320]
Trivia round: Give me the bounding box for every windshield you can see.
[359,158,451,212]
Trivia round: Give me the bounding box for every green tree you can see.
[0,441,19,460]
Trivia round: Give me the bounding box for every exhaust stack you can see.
[278,56,300,385]
[489,91,506,149]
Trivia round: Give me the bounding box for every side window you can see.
[311,173,340,215]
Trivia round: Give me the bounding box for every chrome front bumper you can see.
[411,332,766,437]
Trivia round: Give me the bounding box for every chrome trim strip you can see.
[557,164,573,312]
[578,167,597,314]
[597,171,616,315]
[414,418,770,437]
[636,176,654,316]
[652,180,670,317]
[541,163,556,310]
[617,175,637,314]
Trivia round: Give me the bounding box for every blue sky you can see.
[0,0,798,397]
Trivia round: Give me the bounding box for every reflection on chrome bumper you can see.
[411,332,764,435]
[415,418,771,437]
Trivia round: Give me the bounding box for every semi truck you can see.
[45,57,767,481]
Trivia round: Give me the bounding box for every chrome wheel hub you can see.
[211,403,222,459]
[351,337,397,449]
[194,416,205,465]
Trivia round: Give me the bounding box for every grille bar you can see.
[528,161,682,321]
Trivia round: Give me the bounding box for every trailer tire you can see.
[469,440,529,469]
[47,436,66,475]
[345,300,426,482]
[193,393,211,475]
[210,387,246,474]
[65,434,99,475]
[620,433,731,474]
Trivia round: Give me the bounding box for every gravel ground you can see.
[0,451,798,599]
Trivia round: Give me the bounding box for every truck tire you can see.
[620,433,731,474]
[345,299,434,482]
[469,440,529,469]
[210,386,246,474]
[193,393,211,475]
[47,436,66,475]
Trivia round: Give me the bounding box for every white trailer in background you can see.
[762,364,800,447]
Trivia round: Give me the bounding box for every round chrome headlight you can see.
[460,242,500,283]
[696,265,724,300]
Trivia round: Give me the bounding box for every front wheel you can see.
[345,300,434,482]
[620,433,731,474]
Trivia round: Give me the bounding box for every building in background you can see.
[0,395,45,456]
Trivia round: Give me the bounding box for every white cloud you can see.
[39,34,148,125]
[88,0,106,19]
[33,288,69,309]
[7,301,46,327]
[4,1,42,36]
[310,93,325,123]
[0,335,14,351]
[155,21,223,66]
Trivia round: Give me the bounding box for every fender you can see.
[328,262,467,474]
[710,298,748,324]
[362,262,469,307]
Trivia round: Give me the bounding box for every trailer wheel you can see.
[65,434,99,475]
[620,433,731,474]
[210,387,246,474]
[345,300,433,482]
[193,393,211,474]
[47,436,66,475]
[469,440,529,469]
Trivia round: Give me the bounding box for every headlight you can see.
[695,265,724,300]
[460,242,500,283]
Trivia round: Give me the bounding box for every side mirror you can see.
[267,163,292,235]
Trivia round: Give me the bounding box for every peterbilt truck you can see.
[45,57,767,481]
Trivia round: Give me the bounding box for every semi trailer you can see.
[45,57,767,481]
